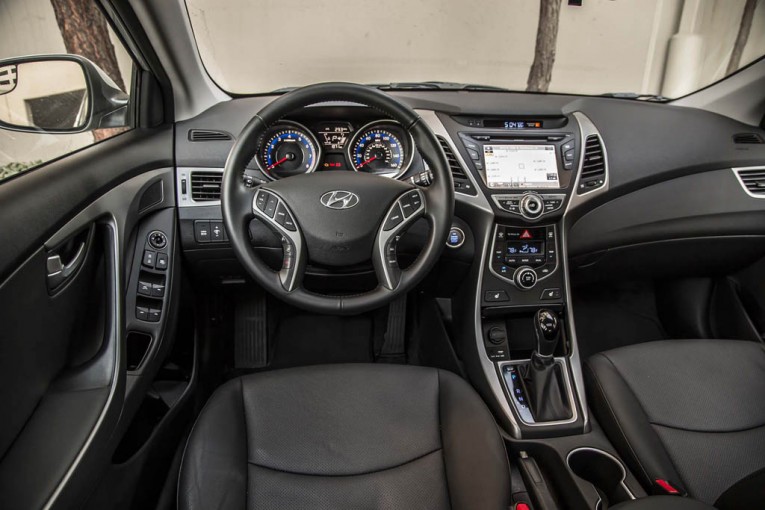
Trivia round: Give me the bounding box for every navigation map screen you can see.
[483,144,559,189]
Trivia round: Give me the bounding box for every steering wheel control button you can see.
[383,203,404,231]
[484,290,509,303]
[540,288,561,300]
[520,194,544,219]
[156,253,169,270]
[255,191,268,211]
[148,231,168,249]
[446,227,465,248]
[142,250,156,268]
[194,220,211,243]
[264,194,278,218]
[514,266,538,290]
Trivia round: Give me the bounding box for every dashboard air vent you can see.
[733,133,764,144]
[735,168,765,196]
[578,134,606,193]
[437,135,478,195]
[188,129,232,142]
[190,171,223,201]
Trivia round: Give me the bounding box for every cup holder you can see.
[567,447,635,509]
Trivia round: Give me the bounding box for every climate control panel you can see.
[490,225,558,287]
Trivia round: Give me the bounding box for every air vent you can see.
[577,134,606,193]
[733,133,764,144]
[735,168,765,196]
[190,171,222,201]
[437,135,478,195]
[188,129,232,142]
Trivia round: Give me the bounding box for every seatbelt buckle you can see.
[654,478,686,496]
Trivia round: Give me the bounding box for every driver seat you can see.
[178,364,510,510]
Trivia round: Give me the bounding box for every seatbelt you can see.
[379,295,407,363]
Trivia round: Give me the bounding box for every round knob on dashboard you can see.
[520,193,544,219]
[514,266,538,290]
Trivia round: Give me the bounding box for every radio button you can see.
[520,194,544,219]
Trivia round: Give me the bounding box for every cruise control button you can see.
[407,190,422,210]
[255,191,268,211]
[383,203,404,231]
[282,212,297,231]
[274,202,289,226]
[264,195,278,218]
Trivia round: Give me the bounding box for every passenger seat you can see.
[585,339,765,509]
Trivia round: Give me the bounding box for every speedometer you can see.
[260,121,320,179]
[348,121,413,178]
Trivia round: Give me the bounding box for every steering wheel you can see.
[221,83,454,314]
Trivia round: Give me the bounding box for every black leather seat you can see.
[178,364,510,510]
[585,339,765,509]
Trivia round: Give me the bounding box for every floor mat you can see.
[269,314,375,369]
[572,281,668,359]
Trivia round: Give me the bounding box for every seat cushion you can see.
[585,339,765,507]
[178,364,510,510]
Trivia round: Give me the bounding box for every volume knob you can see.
[514,266,538,290]
[520,193,544,219]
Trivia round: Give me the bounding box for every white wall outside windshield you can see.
[186,0,765,97]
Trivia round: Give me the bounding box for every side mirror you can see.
[0,54,128,134]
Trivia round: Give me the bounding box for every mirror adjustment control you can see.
[148,231,167,249]
[520,194,544,219]
[513,266,537,290]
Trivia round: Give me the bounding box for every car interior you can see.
[1,0,764,509]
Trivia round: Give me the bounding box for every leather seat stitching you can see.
[247,447,444,478]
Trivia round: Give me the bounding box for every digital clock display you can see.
[484,119,543,129]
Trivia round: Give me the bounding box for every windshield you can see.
[186,0,765,99]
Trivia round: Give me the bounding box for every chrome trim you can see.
[568,112,610,205]
[176,167,223,208]
[372,189,425,290]
[256,120,323,180]
[347,119,415,179]
[499,358,579,426]
[732,166,765,199]
[416,110,489,208]
[566,447,637,504]
[488,223,559,287]
[252,189,305,292]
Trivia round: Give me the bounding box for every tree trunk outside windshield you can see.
[726,0,758,75]
[527,0,563,93]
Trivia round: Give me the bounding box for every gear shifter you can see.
[520,309,572,422]
[533,309,560,359]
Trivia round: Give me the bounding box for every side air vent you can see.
[733,133,764,144]
[188,129,233,142]
[437,135,477,195]
[734,168,765,196]
[577,134,606,193]
[190,171,222,201]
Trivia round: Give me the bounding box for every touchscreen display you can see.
[483,144,559,189]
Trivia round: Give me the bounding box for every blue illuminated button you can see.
[445,227,465,248]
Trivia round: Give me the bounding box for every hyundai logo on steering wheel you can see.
[320,190,359,210]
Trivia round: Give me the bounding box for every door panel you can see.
[0,126,175,509]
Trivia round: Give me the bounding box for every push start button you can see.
[446,227,465,248]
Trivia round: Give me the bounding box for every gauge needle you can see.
[267,156,289,170]
[356,156,377,169]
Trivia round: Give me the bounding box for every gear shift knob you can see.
[533,309,560,358]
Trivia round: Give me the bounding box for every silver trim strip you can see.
[499,358,579,426]
[732,166,765,199]
[568,112,610,206]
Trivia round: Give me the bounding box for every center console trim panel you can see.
[499,358,578,426]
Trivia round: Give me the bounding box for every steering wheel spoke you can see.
[373,189,426,290]
[252,188,305,292]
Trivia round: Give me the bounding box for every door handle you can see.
[47,240,86,291]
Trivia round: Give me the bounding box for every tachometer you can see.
[348,121,413,178]
[260,122,320,179]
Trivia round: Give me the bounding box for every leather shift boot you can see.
[521,356,572,422]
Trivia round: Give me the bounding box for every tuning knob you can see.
[520,193,544,219]
[514,266,538,290]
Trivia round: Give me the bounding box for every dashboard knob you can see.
[514,266,538,290]
[520,193,544,219]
